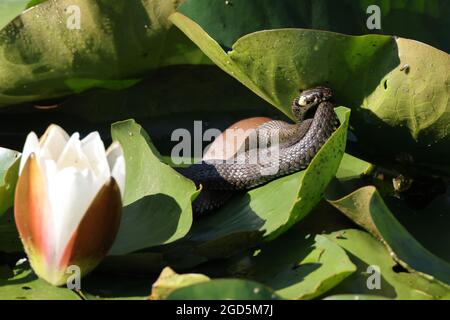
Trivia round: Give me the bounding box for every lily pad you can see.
[170,13,450,168]
[109,119,199,255]
[0,0,46,30]
[328,185,450,286]
[324,152,376,206]
[250,232,356,300]
[335,153,374,181]
[0,263,81,300]
[0,0,210,108]
[0,147,20,216]
[325,229,450,299]
[167,278,281,300]
[179,0,450,52]
[149,267,210,300]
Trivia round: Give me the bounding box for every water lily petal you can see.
[56,132,91,171]
[58,178,122,285]
[106,142,126,198]
[19,132,40,174]
[40,124,70,162]
[15,154,53,278]
[47,167,101,263]
[81,132,109,179]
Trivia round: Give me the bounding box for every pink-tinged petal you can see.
[14,153,53,278]
[58,178,122,284]
[19,132,40,174]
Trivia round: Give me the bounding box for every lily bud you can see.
[14,124,125,286]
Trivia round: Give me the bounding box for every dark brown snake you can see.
[177,86,340,215]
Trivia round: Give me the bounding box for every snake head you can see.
[292,86,333,121]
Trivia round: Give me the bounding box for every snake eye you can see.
[297,95,311,107]
[298,95,318,107]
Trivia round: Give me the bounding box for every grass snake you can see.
[177,86,340,215]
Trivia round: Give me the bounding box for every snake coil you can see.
[177,86,339,214]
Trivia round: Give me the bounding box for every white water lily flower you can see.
[15,124,125,286]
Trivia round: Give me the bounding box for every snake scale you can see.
[177,86,340,215]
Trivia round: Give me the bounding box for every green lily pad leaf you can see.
[64,78,141,94]
[25,1,47,9]
[335,153,374,181]
[0,263,80,300]
[250,231,356,300]
[170,13,450,168]
[0,148,20,216]
[325,229,450,299]
[0,1,29,30]
[179,0,450,52]
[150,267,210,300]
[325,152,376,207]
[167,279,281,300]
[323,294,390,300]
[109,119,199,255]
[0,0,210,108]
[0,0,47,30]
[328,186,450,286]
[180,107,349,262]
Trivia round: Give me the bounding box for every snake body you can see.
[177,86,340,214]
